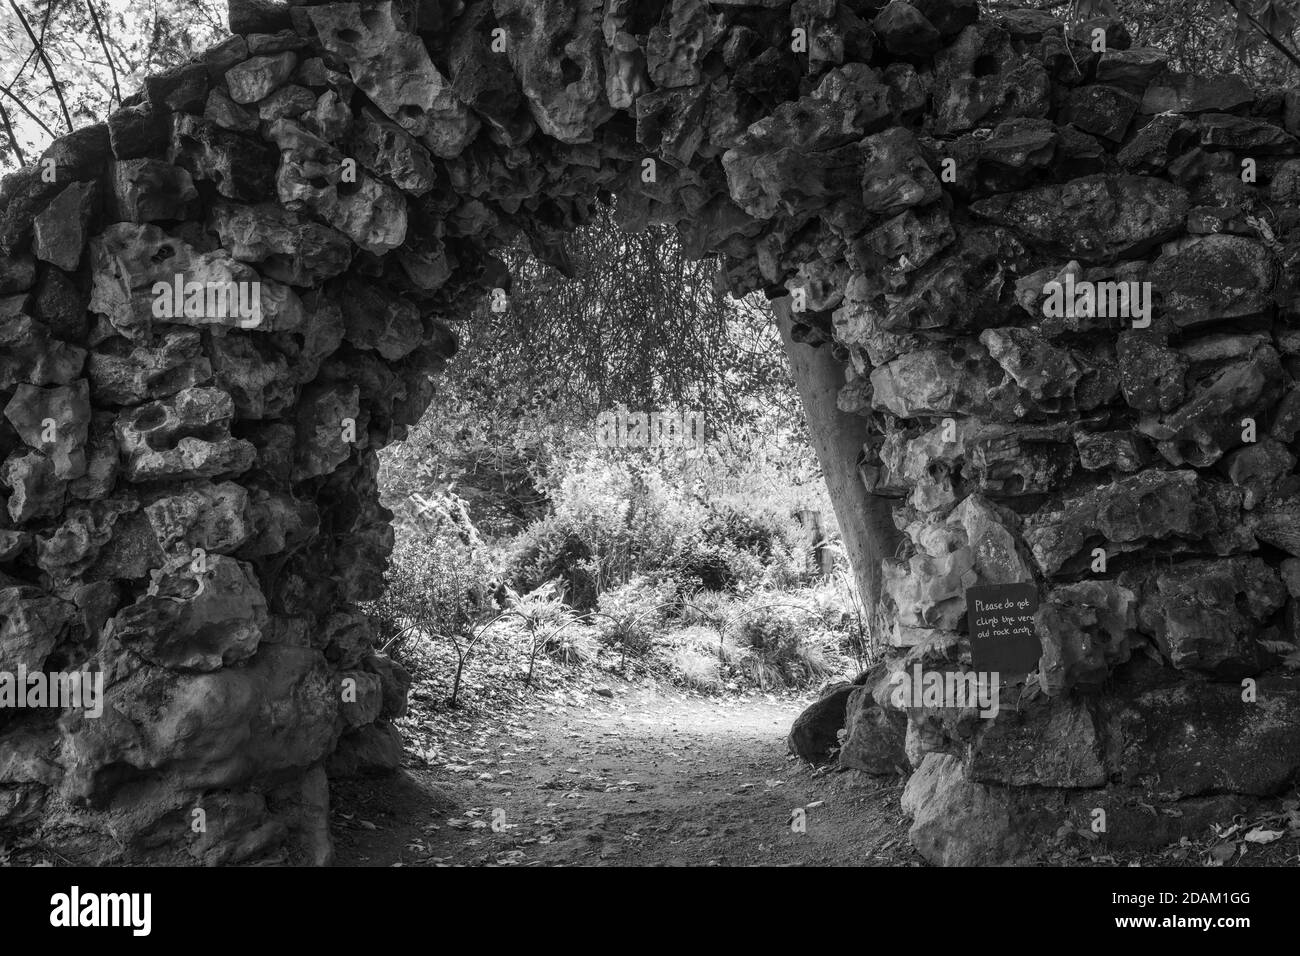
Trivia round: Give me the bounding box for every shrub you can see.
[503,579,581,684]
[505,578,572,630]
[507,516,600,608]
[702,506,783,560]
[667,534,737,591]
[670,588,730,629]
[502,444,822,604]
[504,457,702,606]
[730,601,832,689]
[543,625,598,667]
[595,576,677,658]
[365,534,497,651]
[665,645,723,692]
[804,566,876,671]
[362,532,502,706]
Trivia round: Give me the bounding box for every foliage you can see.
[672,588,732,630]
[362,529,502,706]
[981,0,1300,85]
[457,200,795,429]
[378,377,577,539]
[820,539,876,670]
[593,575,677,659]
[501,578,582,684]
[1118,0,1300,80]
[370,511,860,697]
[543,623,598,668]
[500,436,823,609]
[583,577,855,691]
[377,197,806,540]
[1,0,227,167]
[730,601,834,690]
[505,577,572,633]
[367,535,494,647]
[663,642,725,693]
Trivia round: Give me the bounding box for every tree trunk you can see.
[773,298,899,638]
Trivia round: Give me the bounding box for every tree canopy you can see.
[1,0,226,166]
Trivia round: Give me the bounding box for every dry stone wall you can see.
[0,0,1298,864]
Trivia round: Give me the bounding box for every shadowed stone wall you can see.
[1,0,1298,864]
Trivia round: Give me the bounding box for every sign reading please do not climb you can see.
[966,582,1041,679]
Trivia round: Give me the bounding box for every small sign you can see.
[966,582,1041,678]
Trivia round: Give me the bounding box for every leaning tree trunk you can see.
[773,297,899,636]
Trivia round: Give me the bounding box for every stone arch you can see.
[2,0,1300,864]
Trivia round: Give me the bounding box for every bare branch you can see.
[5,0,55,87]
[0,82,56,138]
[0,99,26,167]
[8,0,74,131]
[85,0,121,107]
[1222,0,1300,70]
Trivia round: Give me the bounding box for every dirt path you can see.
[332,683,920,866]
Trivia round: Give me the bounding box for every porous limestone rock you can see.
[225,51,297,104]
[883,495,1033,641]
[111,556,268,671]
[1137,557,1284,676]
[1035,581,1137,693]
[32,182,98,271]
[3,380,91,479]
[308,2,477,155]
[115,387,255,482]
[970,175,1188,262]
[902,753,1027,866]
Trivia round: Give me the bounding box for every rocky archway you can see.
[3,0,1300,865]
